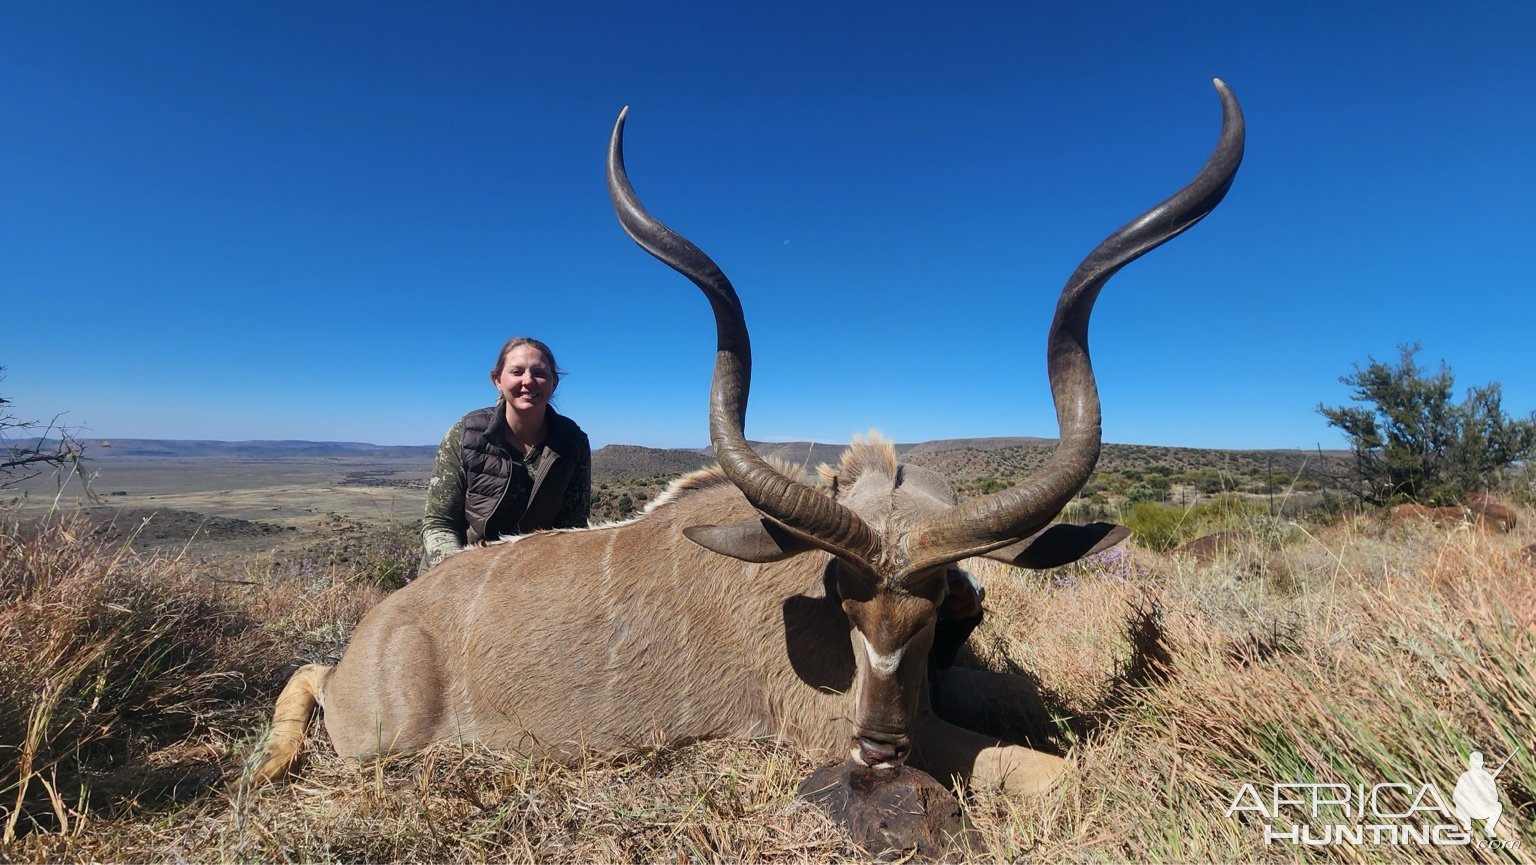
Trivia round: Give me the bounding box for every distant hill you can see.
[27,436,1349,485]
[696,441,852,471]
[904,440,1345,483]
[34,439,438,460]
[901,436,1055,455]
[686,437,1056,463]
[592,445,711,481]
[593,441,890,481]
[14,435,1356,528]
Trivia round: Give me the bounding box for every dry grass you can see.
[2,505,1533,862]
[963,512,1536,863]
[0,513,280,841]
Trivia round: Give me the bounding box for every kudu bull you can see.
[254,81,1244,791]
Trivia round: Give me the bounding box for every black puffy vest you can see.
[460,404,584,542]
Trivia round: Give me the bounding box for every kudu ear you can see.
[981,522,1130,569]
[683,519,818,563]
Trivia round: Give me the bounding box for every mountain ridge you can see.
[22,437,1349,484]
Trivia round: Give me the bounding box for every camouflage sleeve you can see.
[554,433,592,529]
[420,421,469,573]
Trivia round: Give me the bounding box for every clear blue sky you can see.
[3,2,1532,450]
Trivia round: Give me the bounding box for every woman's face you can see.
[493,344,556,415]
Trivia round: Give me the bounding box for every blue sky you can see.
[3,2,1532,450]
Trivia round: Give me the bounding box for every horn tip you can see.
[1210,78,1240,117]
[610,107,631,150]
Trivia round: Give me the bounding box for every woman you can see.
[419,337,591,574]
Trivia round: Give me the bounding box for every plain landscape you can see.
[7,436,1350,564]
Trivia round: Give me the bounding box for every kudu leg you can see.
[908,710,1071,794]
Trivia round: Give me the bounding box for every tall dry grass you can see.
[960,512,1535,863]
[0,512,280,843]
[2,505,1532,862]
[0,509,382,853]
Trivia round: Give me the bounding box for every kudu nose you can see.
[850,734,909,768]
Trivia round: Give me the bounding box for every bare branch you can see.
[1,366,92,491]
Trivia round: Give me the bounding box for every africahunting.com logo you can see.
[1225,747,1523,850]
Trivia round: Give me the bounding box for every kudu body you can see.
[255,81,1244,792]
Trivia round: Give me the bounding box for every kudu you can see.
[254,81,1244,792]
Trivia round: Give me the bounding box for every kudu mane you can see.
[817,435,901,489]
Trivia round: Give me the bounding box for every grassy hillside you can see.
[587,439,1352,523]
[3,500,1530,861]
[590,444,713,481]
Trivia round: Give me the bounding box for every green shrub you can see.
[1059,499,1113,523]
[957,477,1010,496]
[1123,501,1185,552]
[1192,469,1229,494]
[1319,343,1536,504]
[1190,493,1267,524]
[1122,495,1299,553]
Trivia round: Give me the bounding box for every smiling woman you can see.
[418,336,592,574]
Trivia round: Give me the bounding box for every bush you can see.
[1122,496,1293,553]
[958,477,1010,497]
[1123,501,1185,551]
[1319,344,1536,504]
[1194,470,1228,494]
[1124,482,1166,505]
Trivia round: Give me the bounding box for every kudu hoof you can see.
[797,760,971,861]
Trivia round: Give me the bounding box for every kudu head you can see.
[607,81,1244,768]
